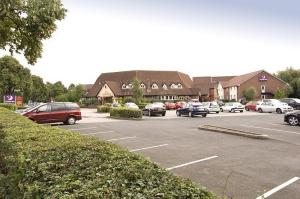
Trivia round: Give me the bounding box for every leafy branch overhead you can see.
[0,0,67,64]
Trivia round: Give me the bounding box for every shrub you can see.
[0,103,17,111]
[137,103,148,110]
[110,107,142,119]
[0,108,216,198]
[96,105,111,113]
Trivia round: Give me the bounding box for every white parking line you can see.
[107,136,136,141]
[256,177,300,199]
[240,125,300,135]
[68,127,97,131]
[82,131,114,135]
[130,144,169,152]
[166,156,218,171]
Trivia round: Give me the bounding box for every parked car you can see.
[124,102,139,110]
[176,102,208,117]
[201,102,220,113]
[153,102,166,108]
[142,103,166,116]
[284,110,300,126]
[280,98,300,110]
[245,101,262,111]
[165,102,176,110]
[220,102,244,112]
[175,101,186,109]
[21,102,82,125]
[256,101,294,114]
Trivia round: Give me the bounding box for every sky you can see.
[2,0,300,86]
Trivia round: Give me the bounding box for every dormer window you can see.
[163,84,168,90]
[122,84,126,89]
[140,83,146,89]
[171,84,176,89]
[152,83,158,89]
[178,84,182,89]
[128,84,133,89]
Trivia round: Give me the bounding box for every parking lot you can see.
[60,109,300,199]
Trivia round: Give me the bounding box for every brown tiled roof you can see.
[192,76,235,95]
[86,70,196,97]
[223,70,263,87]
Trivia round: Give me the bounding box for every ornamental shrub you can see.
[110,107,142,119]
[137,103,148,110]
[97,105,111,113]
[0,107,216,198]
[0,103,17,111]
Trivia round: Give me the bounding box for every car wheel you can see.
[220,108,223,112]
[67,117,76,125]
[216,111,219,114]
[202,114,207,117]
[240,110,243,113]
[258,108,263,113]
[276,108,282,114]
[162,112,166,116]
[245,107,249,111]
[189,112,193,117]
[288,116,299,126]
[176,111,181,116]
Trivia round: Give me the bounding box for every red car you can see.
[165,102,176,110]
[22,102,82,125]
[175,101,186,109]
[245,101,261,111]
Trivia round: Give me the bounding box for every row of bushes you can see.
[0,107,216,198]
[0,103,17,111]
[110,107,142,119]
[97,105,111,113]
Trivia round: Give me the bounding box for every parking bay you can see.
[61,113,300,199]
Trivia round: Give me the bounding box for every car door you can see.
[32,104,51,123]
[181,103,190,115]
[50,103,67,122]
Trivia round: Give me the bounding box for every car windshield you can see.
[293,99,300,103]
[202,102,209,106]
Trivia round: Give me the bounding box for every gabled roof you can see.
[192,76,235,95]
[223,70,264,87]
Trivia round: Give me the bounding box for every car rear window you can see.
[65,103,80,110]
[51,103,66,111]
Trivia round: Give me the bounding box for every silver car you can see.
[202,102,220,114]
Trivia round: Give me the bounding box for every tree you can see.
[0,55,32,101]
[242,87,256,101]
[131,78,144,104]
[0,0,67,64]
[52,81,66,98]
[275,67,300,98]
[274,89,287,99]
[30,75,47,102]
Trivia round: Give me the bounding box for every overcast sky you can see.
[2,0,300,86]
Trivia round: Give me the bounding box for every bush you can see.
[110,107,142,119]
[137,103,148,110]
[0,108,216,198]
[96,105,111,113]
[0,103,17,111]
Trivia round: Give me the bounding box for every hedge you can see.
[137,103,148,110]
[96,105,111,113]
[0,107,217,198]
[0,103,17,111]
[110,107,142,119]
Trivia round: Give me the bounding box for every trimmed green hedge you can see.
[0,103,17,111]
[110,107,142,119]
[96,105,111,113]
[137,103,148,110]
[0,107,216,198]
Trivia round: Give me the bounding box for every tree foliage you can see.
[0,56,31,101]
[131,78,144,104]
[274,89,287,99]
[0,0,67,64]
[242,87,257,101]
[30,75,47,102]
[275,67,300,98]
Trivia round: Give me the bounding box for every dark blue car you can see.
[176,102,208,117]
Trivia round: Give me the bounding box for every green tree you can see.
[274,89,287,99]
[0,56,32,101]
[131,78,144,104]
[52,81,66,98]
[275,67,300,98]
[242,87,256,101]
[66,84,86,102]
[0,0,67,64]
[30,75,47,102]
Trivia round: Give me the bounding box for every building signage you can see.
[259,75,268,81]
[16,96,23,106]
[4,95,16,104]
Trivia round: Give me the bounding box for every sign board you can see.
[259,75,268,81]
[4,95,16,104]
[16,96,23,106]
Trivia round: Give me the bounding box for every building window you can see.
[140,83,146,89]
[152,83,158,89]
[171,84,176,89]
[163,84,168,90]
[122,84,126,89]
[178,84,182,89]
[261,85,266,93]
